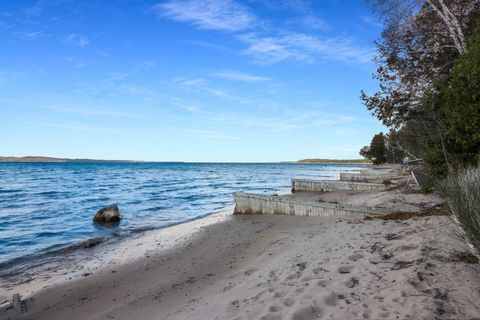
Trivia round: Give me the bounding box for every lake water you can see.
[0,162,365,269]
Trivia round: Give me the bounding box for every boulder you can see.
[93,205,122,223]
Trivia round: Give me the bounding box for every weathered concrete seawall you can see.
[291,179,385,192]
[340,172,394,183]
[233,192,386,217]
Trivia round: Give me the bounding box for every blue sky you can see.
[0,0,385,162]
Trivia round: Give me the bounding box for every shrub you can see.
[440,167,480,256]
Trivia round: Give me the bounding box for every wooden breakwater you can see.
[291,179,385,192]
[233,192,387,217]
[340,172,394,183]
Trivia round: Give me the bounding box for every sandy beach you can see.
[2,167,480,320]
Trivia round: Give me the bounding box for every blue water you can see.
[0,162,365,269]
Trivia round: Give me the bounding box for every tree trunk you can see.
[425,0,467,54]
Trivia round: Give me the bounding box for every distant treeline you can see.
[0,156,142,163]
[297,159,371,164]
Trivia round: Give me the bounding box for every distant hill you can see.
[0,156,143,163]
[296,158,371,164]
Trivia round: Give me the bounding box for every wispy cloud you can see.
[94,49,111,57]
[153,0,256,32]
[168,97,200,112]
[239,33,373,64]
[25,2,43,18]
[45,105,136,118]
[187,129,239,140]
[212,71,270,82]
[289,15,329,31]
[12,31,44,40]
[361,15,383,28]
[66,57,89,69]
[239,33,307,64]
[171,77,261,105]
[244,111,361,133]
[278,0,310,12]
[154,0,371,66]
[184,39,234,53]
[64,34,90,47]
[30,121,123,134]
[173,77,230,97]
[254,0,310,13]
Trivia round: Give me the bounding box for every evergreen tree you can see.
[371,133,387,165]
[442,26,480,166]
[360,133,388,165]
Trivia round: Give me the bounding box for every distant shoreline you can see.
[0,156,370,164]
[0,156,145,163]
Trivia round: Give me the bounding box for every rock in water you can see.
[93,205,122,223]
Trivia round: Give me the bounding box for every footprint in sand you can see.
[292,306,322,320]
[348,253,364,261]
[345,277,359,288]
[295,287,305,293]
[269,305,281,312]
[323,292,338,306]
[260,313,282,320]
[316,280,328,287]
[337,266,353,274]
[313,267,329,274]
[283,298,295,307]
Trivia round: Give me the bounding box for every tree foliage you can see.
[360,133,388,165]
[362,0,480,176]
[442,26,480,165]
[362,0,478,128]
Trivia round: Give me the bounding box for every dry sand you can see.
[2,169,480,320]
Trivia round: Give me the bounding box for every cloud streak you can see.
[154,0,256,32]
[65,34,90,47]
[173,77,236,99]
[45,105,136,118]
[212,71,270,82]
[361,15,383,28]
[244,111,362,133]
[240,33,373,64]
[12,31,44,40]
[155,0,372,65]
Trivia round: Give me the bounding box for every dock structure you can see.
[339,172,394,183]
[233,192,387,217]
[291,178,385,192]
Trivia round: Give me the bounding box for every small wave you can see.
[143,206,166,212]
[35,191,70,197]
[0,236,105,274]
[0,189,23,194]
[35,231,62,238]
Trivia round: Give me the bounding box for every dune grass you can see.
[440,167,480,256]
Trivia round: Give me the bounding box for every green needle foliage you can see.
[442,27,480,167]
